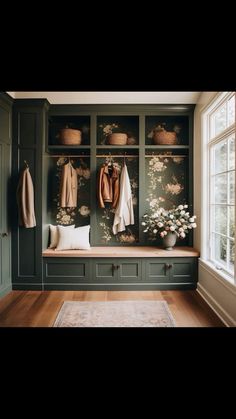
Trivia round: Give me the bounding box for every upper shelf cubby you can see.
[97,115,139,146]
[145,115,189,146]
[48,115,91,147]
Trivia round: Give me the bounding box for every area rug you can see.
[53,300,176,327]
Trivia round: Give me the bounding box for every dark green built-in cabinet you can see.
[0,93,13,297]
[11,100,49,290]
[9,100,197,291]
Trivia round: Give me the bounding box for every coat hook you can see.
[24,160,29,168]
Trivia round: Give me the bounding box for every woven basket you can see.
[58,128,82,145]
[108,133,127,145]
[153,130,177,145]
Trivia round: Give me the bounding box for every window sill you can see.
[199,258,236,295]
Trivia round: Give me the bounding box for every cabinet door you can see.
[43,258,91,284]
[145,259,169,283]
[117,259,142,282]
[12,100,48,289]
[169,258,198,284]
[93,258,118,283]
[0,94,12,297]
[0,142,11,295]
[93,258,142,283]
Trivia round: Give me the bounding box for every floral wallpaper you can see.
[96,156,139,244]
[144,153,188,243]
[49,152,189,246]
[52,157,90,226]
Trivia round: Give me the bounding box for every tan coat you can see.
[60,162,78,207]
[98,164,120,209]
[17,168,36,228]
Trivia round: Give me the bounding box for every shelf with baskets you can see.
[48,115,91,147]
[97,115,139,146]
[145,115,189,146]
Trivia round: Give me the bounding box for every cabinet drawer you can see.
[43,258,91,283]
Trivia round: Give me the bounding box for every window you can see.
[203,92,235,282]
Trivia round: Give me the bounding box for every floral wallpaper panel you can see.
[51,157,91,226]
[144,153,189,244]
[96,156,139,244]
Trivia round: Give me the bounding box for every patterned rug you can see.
[53,300,176,327]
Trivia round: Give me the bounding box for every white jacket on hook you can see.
[113,164,134,234]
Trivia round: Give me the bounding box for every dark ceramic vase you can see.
[162,231,177,250]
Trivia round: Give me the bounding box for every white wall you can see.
[194,92,236,326]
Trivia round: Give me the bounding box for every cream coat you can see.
[113,164,134,234]
[60,162,78,208]
[17,167,36,228]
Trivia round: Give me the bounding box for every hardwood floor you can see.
[0,290,225,327]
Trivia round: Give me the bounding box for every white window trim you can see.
[201,91,235,285]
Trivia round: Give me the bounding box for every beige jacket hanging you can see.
[60,162,78,207]
[113,164,134,234]
[17,167,36,228]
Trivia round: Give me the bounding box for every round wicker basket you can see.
[153,130,177,145]
[108,133,127,145]
[58,128,82,145]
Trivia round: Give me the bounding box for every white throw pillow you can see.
[56,225,91,250]
[49,224,75,248]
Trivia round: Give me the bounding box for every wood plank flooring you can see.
[0,290,225,327]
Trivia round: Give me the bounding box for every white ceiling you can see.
[7,91,201,104]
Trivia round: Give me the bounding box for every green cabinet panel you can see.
[19,113,37,146]
[119,260,142,282]
[146,260,169,282]
[44,258,90,284]
[170,258,197,283]
[12,99,49,289]
[92,258,142,283]
[145,257,197,285]
[95,261,116,280]
[0,93,12,298]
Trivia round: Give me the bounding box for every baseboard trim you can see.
[12,284,43,291]
[0,284,12,299]
[197,283,236,327]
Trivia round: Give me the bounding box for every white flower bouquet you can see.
[142,204,197,239]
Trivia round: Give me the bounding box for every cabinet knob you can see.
[165,263,173,269]
[112,264,120,274]
[2,232,8,237]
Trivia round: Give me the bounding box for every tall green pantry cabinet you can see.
[0,93,13,297]
[12,99,49,290]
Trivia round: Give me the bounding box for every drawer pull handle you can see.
[165,263,173,269]
[112,264,120,274]
[2,232,8,237]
